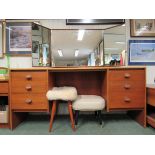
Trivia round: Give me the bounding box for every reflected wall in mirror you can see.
[104,24,126,66]
[51,30,104,67]
[0,21,3,58]
[32,23,51,66]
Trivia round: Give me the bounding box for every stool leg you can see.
[98,110,102,125]
[75,110,79,125]
[68,101,75,131]
[95,111,98,118]
[49,100,57,132]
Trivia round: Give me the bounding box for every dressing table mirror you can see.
[51,24,126,67]
[0,21,3,58]
[51,29,104,67]
[103,24,126,66]
[32,23,51,66]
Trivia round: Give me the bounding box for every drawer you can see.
[147,114,155,128]
[109,92,145,109]
[11,71,47,93]
[109,80,145,92]
[0,82,9,94]
[11,93,48,110]
[147,88,155,107]
[108,69,145,82]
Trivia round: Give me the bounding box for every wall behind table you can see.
[126,19,155,84]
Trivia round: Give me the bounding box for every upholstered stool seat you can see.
[72,95,105,111]
[46,87,77,101]
[72,95,105,125]
[46,86,77,132]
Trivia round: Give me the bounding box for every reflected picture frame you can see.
[130,19,155,37]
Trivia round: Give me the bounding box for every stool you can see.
[72,95,105,125]
[46,86,77,132]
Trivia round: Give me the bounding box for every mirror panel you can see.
[0,21,3,58]
[51,30,104,67]
[104,25,126,65]
[32,23,51,66]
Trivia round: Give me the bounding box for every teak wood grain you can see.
[11,93,48,110]
[0,82,9,94]
[9,67,146,129]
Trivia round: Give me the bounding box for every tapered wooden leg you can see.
[68,101,75,131]
[75,110,79,125]
[49,100,57,132]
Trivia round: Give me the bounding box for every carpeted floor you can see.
[0,114,155,135]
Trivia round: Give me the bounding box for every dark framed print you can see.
[130,19,155,37]
[129,40,155,65]
[6,22,32,56]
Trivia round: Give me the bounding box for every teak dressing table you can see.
[6,66,146,130]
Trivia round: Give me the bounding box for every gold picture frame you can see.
[130,19,155,37]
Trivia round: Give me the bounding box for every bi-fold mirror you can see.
[0,21,3,58]
[32,23,51,67]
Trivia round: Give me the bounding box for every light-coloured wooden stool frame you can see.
[49,100,75,132]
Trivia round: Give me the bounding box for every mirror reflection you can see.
[104,24,126,66]
[0,22,3,58]
[51,24,126,67]
[32,23,51,66]
[51,30,104,67]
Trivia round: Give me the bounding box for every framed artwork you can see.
[6,22,32,56]
[129,40,155,65]
[130,19,155,37]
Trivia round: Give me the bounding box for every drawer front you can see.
[0,82,8,94]
[11,71,47,93]
[109,69,145,82]
[108,69,145,109]
[11,93,48,110]
[147,88,155,106]
[109,92,145,109]
[109,80,145,92]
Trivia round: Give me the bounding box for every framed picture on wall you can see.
[6,22,32,56]
[129,40,155,65]
[130,19,155,37]
[0,21,4,58]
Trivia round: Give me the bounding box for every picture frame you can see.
[129,40,155,65]
[130,19,155,37]
[6,22,32,56]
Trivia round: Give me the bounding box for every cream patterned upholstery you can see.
[72,95,105,111]
[46,86,77,101]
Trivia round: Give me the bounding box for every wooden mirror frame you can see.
[0,20,6,58]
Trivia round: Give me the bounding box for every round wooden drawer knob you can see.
[124,84,131,89]
[124,73,131,78]
[25,99,32,104]
[124,97,131,102]
[25,85,32,91]
[26,75,32,80]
